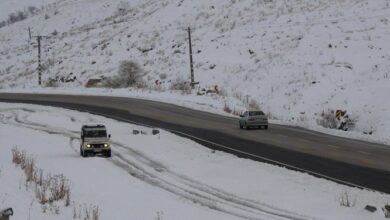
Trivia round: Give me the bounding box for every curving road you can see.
[0,93,389,193]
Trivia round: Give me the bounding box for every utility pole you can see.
[187,26,198,88]
[37,35,42,85]
[33,35,48,85]
[28,27,31,41]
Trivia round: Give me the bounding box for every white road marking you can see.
[357,150,371,155]
[327,144,339,149]
[277,134,288,138]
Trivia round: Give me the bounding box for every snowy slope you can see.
[0,103,389,220]
[1,0,390,144]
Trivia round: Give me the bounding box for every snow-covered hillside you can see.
[1,0,390,143]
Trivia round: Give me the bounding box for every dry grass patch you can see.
[11,147,101,219]
[12,147,70,206]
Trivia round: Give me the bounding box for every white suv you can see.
[80,125,111,157]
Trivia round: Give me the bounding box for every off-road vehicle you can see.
[80,125,111,157]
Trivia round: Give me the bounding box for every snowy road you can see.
[0,93,389,194]
[1,103,389,219]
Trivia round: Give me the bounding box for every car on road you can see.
[80,125,111,157]
[239,111,268,129]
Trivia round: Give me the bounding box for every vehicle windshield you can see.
[84,130,107,138]
[249,111,265,116]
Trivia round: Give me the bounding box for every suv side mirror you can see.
[108,134,111,138]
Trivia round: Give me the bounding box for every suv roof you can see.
[82,125,106,129]
[247,111,265,116]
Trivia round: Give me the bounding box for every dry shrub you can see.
[248,99,260,110]
[116,1,131,16]
[223,103,232,113]
[383,204,390,218]
[232,108,241,116]
[317,109,357,131]
[12,147,26,166]
[339,191,356,207]
[92,206,100,220]
[45,78,60,87]
[36,187,48,205]
[73,204,100,220]
[169,77,191,94]
[233,91,243,101]
[12,147,102,218]
[159,73,167,80]
[25,157,35,182]
[317,109,338,129]
[12,147,71,206]
[85,79,102,88]
[218,87,228,97]
[49,175,70,202]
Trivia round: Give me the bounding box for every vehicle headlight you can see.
[104,143,109,148]
[86,144,91,148]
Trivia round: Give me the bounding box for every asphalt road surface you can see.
[0,93,389,193]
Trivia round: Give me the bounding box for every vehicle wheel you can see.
[245,123,250,130]
[264,125,268,130]
[239,123,243,129]
[105,151,111,158]
[81,149,87,158]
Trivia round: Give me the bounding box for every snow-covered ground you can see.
[1,0,390,146]
[0,103,389,220]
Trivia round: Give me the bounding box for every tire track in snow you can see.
[0,107,318,220]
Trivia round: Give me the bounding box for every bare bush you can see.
[317,109,338,129]
[169,77,191,94]
[52,29,59,36]
[25,157,35,182]
[49,174,70,202]
[103,61,144,88]
[0,21,6,28]
[223,103,232,113]
[28,6,40,15]
[12,147,71,207]
[12,147,26,166]
[0,6,41,28]
[339,191,356,207]
[383,204,390,218]
[317,109,357,131]
[36,187,48,205]
[45,78,59,87]
[159,73,167,80]
[116,1,131,16]
[8,11,27,23]
[73,204,100,220]
[248,99,260,110]
[92,206,100,220]
[156,211,164,220]
[218,87,228,97]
